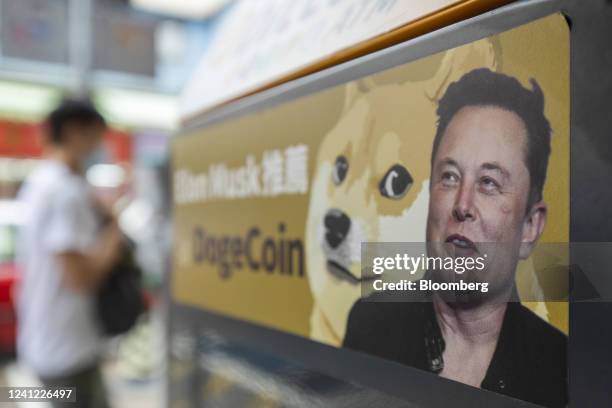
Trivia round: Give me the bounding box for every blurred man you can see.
[344,69,567,407]
[16,100,122,408]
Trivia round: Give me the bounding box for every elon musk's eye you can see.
[332,156,349,185]
[380,164,413,199]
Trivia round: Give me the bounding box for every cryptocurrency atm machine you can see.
[168,1,612,406]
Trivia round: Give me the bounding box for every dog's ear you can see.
[420,38,499,102]
[341,78,376,114]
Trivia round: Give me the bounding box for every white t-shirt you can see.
[16,160,104,377]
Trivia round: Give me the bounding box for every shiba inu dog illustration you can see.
[305,39,522,345]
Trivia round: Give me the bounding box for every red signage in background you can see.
[104,128,133,163]
[0,119,132,163]
[0,121,44,158]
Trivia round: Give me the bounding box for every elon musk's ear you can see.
[519,201,547,259]
[420,38,499,102]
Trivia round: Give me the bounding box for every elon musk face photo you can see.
[343,68,567,408]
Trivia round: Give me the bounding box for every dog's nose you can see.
[324,209,351,249]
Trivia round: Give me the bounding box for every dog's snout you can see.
[324,209,351,249]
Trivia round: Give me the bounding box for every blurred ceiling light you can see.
[0,81,61,121]
[86,164,126,189]
[94,88,178,131]
[131,0,232,19]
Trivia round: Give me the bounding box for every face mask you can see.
[82,146,106,170]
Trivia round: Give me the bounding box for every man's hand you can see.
[56,216,123,292]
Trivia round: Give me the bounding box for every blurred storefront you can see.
[0,1,230,407]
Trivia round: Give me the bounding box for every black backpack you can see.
[96,238,146,336]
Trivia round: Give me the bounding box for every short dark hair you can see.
[431,68,551,210]
[47,99,106,144]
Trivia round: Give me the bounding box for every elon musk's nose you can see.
[324,208,351,249]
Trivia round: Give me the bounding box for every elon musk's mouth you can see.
[445,234,478,252]
[326,260,377,284]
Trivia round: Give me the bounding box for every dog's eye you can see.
[380,165,413,199]
[332,156,349,185]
